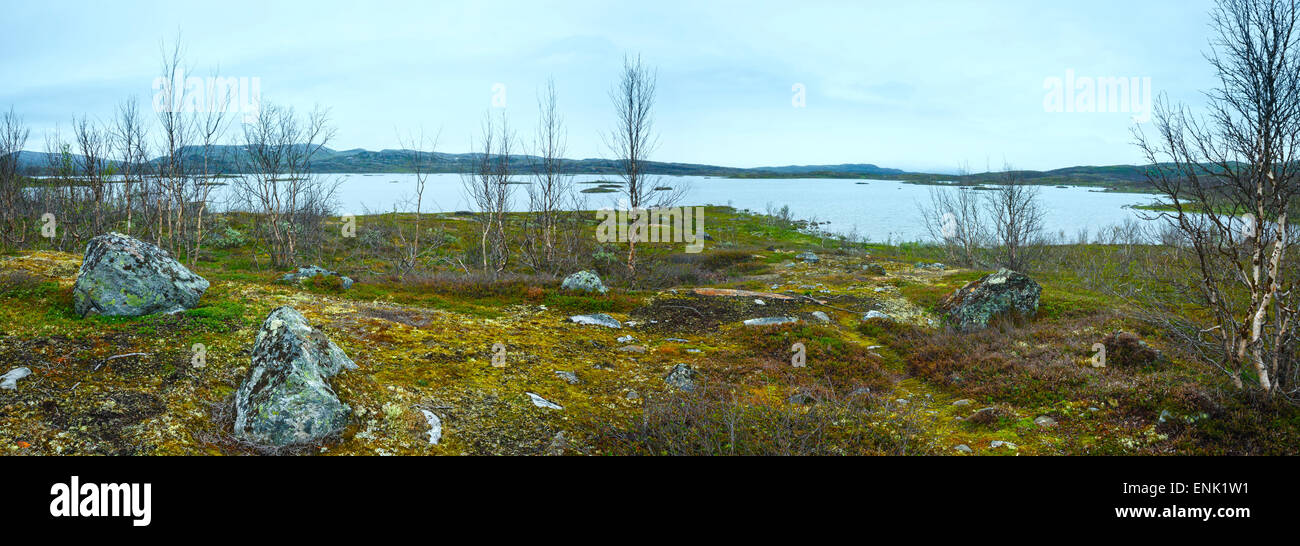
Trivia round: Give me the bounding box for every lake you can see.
[208,173,1160,244]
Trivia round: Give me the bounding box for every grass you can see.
[1,207,1298,456]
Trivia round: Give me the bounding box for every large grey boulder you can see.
[939,269,1041,332]
[72,233,209,317]
[561,271,607,294]
[234,307,357,446]
[279,265,354,289]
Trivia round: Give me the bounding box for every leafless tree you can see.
[112,98,149,238]
[234,103,337,268]
[984,165,1045,271]
[394,128,442,278]
[0,107,29,248]
[606,54,683,274]
[920,162,987,266]
[1134,0,1300,396]
[523,78,574,273]
[461,111,515,276]
[73,115,111,235]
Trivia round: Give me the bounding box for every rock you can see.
[526,392,563,410]
[555,370,581,384]
[1101,332,1167,368]
[810,311,831,323]
[862,263,887,276]
[743,316,799,327]
[1,367,31,390]
[990,440,1018,450]
[939,268,1042,332]
[952,399,973,407]
[862,310,892,321]
[664,338,690,343]
[278,265,354,289]
[420,410,442,445]
[787,392,817,405]
[234,307,357,446]
[967,407,1007,426]
[753,299,766,306]
[954,444,973,454]
[616,335,635,344]
[1035,415,1058,428]
[560,270,607,294]
[796,251,820,263]
[664,363,699,392]
[616,345,647,354]
[625,389,640,400]
[545,431,571,456]
[569,313,622,329]
[72,232,209,317]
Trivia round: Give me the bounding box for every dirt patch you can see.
[631,293,810,334]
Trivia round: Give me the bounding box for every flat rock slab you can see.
[569,314,622,329]
[743,316,799,327]
[692,288,796,301]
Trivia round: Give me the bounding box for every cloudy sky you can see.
[0,0,1219,172]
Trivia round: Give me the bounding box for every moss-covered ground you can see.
[2,207,1296,456]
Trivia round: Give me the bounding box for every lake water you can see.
[209,173,1160,244]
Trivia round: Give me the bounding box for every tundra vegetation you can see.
[2,1,1300,456]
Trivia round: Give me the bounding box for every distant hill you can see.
[3,147,1161,191]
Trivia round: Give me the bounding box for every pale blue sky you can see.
[0,0,1218,172]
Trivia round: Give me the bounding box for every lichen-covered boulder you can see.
[664,363,700,392]
[939,268,1041,331]
[561,270,607,294]
[234,307,357,446]
[279,265,354,289]
[72,233,209,317]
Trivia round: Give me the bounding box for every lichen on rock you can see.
[234,306,357,446]
[72,233,209,317]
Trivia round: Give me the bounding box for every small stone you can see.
[753,299,766,306]
[420,410,442,445]
[810,311,830,323]
[545,431,570,456]
[664,363,700,392]
[625,390,640,400]
[1034,415,1058,428]
[954,444,973,454]
[990,440,1018,450]
[0,367,31,390]
[555,370,581,384]
[787,392,817,405]
[526,392,563,410]
[743,316,799,327]
[796,251,820,263]
[952,399,973,407]
[616,345,647,354]
[569,313,622,329]
[863,310,892,321]
[616,335,635,344]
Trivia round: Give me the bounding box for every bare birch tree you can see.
[607,54,661,274]
[235,103,337,268]
[0,107,29,248]
[461,111,514,276]
[523,78,573,273]
[1135,0,1300,396]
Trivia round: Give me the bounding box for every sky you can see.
[0,0,1220,173]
